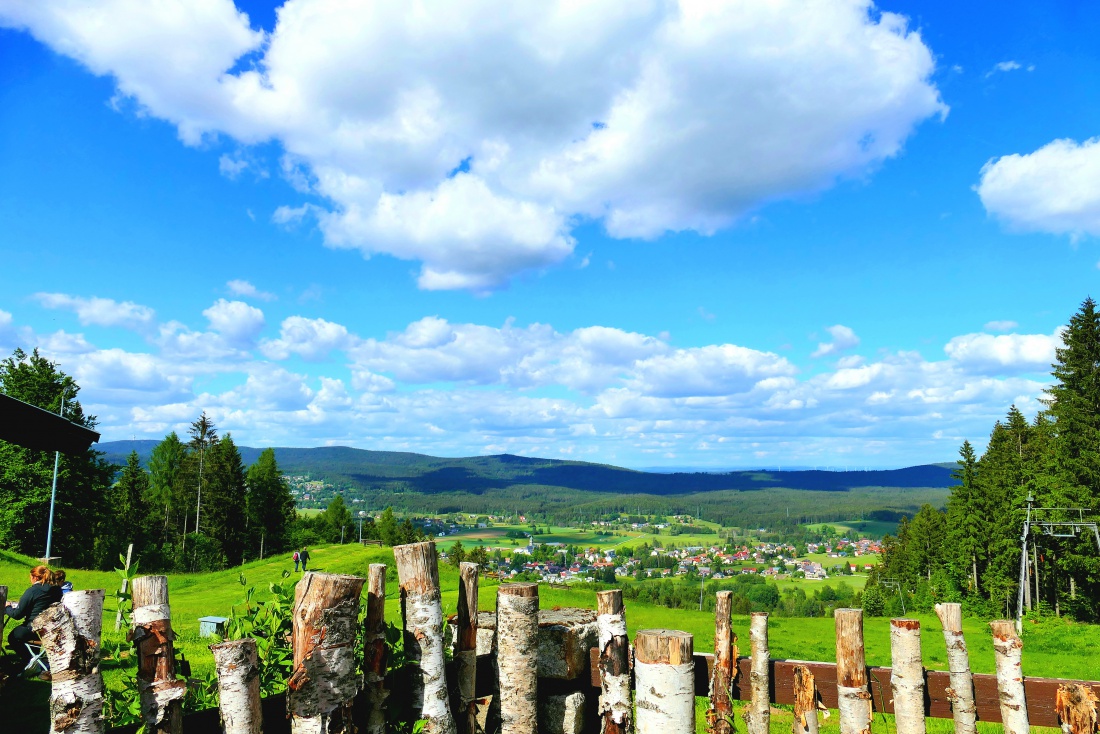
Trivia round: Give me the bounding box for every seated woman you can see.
[4,566,62,670]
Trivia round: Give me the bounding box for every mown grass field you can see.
[804,519,898,538]
[3,543,1097,731]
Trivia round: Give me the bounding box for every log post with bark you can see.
[1055,684,1098,734]
[456,561,480,734]
[990,620,1030,734]
[934,603,976,734]
[745,612,771,734]
[210,638,262,734]
[709,590,735,734]
[33,589,106,734]
[834,608,871,734]
[497,582,540,734]
[596,589,632,734]
[130,576,185,734]
[793,664,820,734]
[395,541,457,734]
[287,572,365,734]
[890,619,926,734]
[634,629,694,734]
[364,563,389,734]
[0,585,6,651]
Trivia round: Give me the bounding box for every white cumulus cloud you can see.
[202,299,265,347]
[261,316,354,361]
[811,325,860,358]
[944,331,1060,374]
[226,279,276,301]
[33,292,156,331]
[977,137,1100,239]
[1,0,946,290]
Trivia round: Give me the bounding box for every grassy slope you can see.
[3,544,1098,730]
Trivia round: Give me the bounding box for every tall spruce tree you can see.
[203,433,248,567]
[945,441,984,593]
[245,448,296,558]
[1045,297,1100,618]
[99,451,152,567]
[148,432,187,546]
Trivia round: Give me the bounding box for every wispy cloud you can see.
[227,279,276,302]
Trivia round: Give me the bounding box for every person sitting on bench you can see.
[4,565,62,670]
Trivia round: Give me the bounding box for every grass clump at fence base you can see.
[2,543,1098,730]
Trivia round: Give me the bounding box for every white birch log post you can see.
[497,582,540,734]
[745,612,771,734]
[990,620,1030,734]
[33,590,106,734]
[395,541,458,734]
[1055,684,1099,734]
[934,603,976,734]
[709,591,735,734]
[364,563,389,734]
[634,629,694,734]
[596,589,632,734]
[456,562,479,734]
[287,572,365,734]
[890,619,926,734]
[835,608,872,734]
[131,576,184,734]
[210,638,262,734]
[793,665,820,734]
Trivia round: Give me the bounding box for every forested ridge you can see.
[873,298,1100,621]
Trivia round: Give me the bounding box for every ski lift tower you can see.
[1016,493,1100,632]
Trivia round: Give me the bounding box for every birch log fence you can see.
[26,569,1095,734]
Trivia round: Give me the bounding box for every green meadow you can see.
[2,543,1096,731]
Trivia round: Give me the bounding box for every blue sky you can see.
[2,0,1098,468]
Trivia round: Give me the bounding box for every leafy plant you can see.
[113,553,140,627]
[219,570,297,696]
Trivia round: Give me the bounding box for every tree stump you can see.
[834,608,871,734]
[793,664,819,734]
[287,572,365,734]
[744,612,770,734]
[395,541,457,734]
[34,590,106,734]
[990,620,1030,734]
[131,576,184,734]
[456,562,479,734]
[364,563,388,734]
[597,590,632,734]
[210,638,262,734]
[934,603,976,734]
[0,586,6,652]
[1055,683,1098,734]
[497,582,540,734]
[634,629,694,734]
[890,619,925,734]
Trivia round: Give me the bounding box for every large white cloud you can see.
[34,293,156,331]
[944,330,1060,374]
[977,137,1100,238]
[1,0,946,289]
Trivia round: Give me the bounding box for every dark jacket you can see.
[6,582,62,627]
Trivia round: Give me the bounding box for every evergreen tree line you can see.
[874,299,1100,621]
[0,348,297,571]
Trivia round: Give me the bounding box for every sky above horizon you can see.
[2,0,1099,469]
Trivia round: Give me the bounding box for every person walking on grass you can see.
[293,550,300,572]
[300,548,310,572]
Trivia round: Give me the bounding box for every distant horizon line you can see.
[96,438,951,474]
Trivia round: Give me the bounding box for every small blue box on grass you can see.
[198,616,229,637]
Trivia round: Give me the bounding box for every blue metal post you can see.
[44,388,68,561]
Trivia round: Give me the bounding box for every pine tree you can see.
[378,507,398,546]
[1044,297,1100,618]
[99,451,152,566]
[187,412,218,536]
[203,433,248,567]
[945,441,984,593]
[148,432,186,546]
[245,448,296,558]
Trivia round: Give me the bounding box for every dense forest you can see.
[874,298,1100,622]
[0,348,425,571]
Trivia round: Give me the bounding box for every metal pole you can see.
[44,388,68,562]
